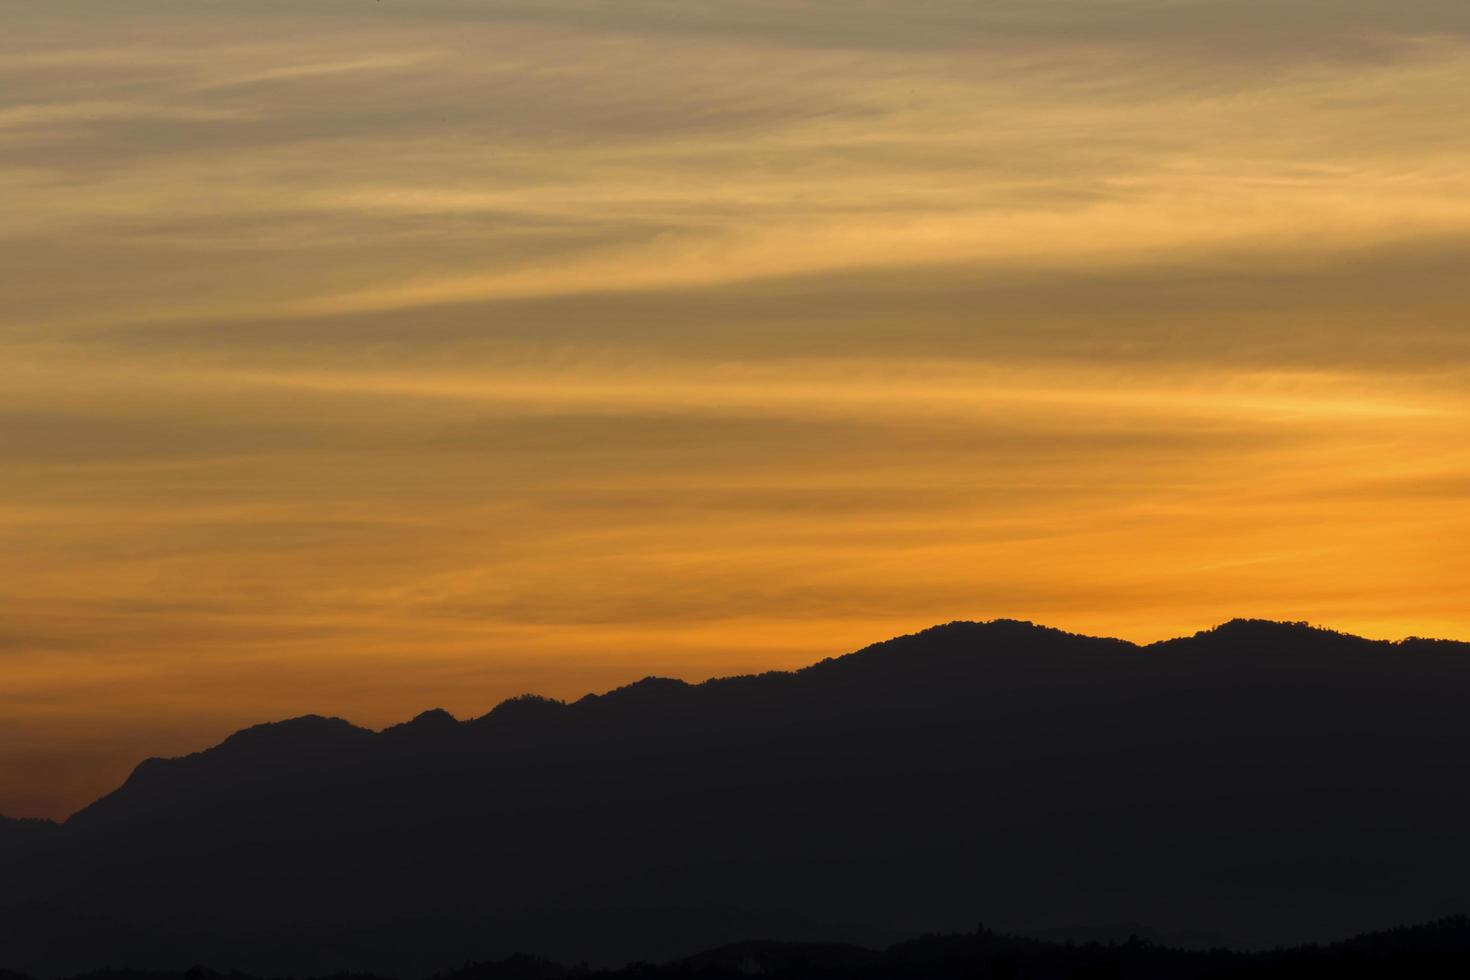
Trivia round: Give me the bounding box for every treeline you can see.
[12,916,1470,980]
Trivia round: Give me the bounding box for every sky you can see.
[3,0,1470,819]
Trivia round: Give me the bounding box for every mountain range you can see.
[4,619,1469,977]
[12,915,1470,980]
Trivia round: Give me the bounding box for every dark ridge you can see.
[61,755,186,827]
[0,816,60,833]
[1400,635,1469,651]
[677,939,877,972]
[1200,617,1326,636]
[64,715,374,829]
[1178,618,1360,644]
[577,675,691,707]
[1019,922,1229,949]
[56,617,1450,783]
[13,916,1470,980]
[383,708,462,736]
[831,618,1139,661]
[1330,914,1470,953]
[8,619,1470,978]
[473,695,568,727]
[438,953,575,980]
[215,714,372,749]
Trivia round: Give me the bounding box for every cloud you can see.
[6,11,1470,339]
[3,0,1470,818]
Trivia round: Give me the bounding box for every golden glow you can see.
[3,1,1470,818]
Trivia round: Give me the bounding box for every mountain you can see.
[3,619,1470,977]
[10,916,1470,980]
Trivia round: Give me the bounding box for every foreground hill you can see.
[3,620,1470,976]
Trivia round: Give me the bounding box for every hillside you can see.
[3,620,1469,976]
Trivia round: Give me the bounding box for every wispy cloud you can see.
[3,0,1470,819]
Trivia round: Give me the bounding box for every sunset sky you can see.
[4,0,1470,819]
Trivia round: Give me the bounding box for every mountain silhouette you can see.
[9,916,1470,980]
[4,619,1470,977]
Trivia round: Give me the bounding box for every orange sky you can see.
[3,0,1470,819]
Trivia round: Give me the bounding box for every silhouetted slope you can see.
[12,917,1470,980]
[0,816,60,842]
[4,620,1470,977]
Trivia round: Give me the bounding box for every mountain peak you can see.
[823,618,1133,668]
[406,707,460,727]
[1211,617,1315,634]
[476,694,567,726]
[578,675,690,708]
[901,618,1131,647]
[218,714,368,749]
[381,708,462,741]
[1189,619,1354,645]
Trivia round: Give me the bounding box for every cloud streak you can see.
[2,0,1470,819]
